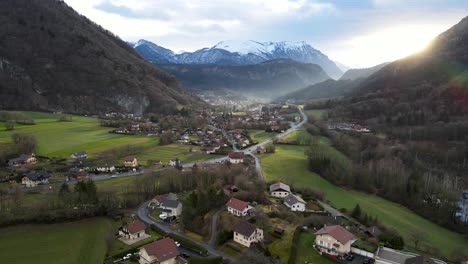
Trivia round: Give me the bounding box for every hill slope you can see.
[133,39,343,79]
[0,0,197,115]
[339,62,389,81]
[158,59,330,98]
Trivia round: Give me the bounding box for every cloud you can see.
[94,0,170,19]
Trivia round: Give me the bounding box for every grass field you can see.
[0,218,112,264]
[305,109,327,120]
[248,129,276,143]
[277,129,311,145]
[268,230,294,263]
[295,232,337,264]
[259,144,468,257]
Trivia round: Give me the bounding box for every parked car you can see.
[346,254,355,261]
[175,242,181,247]
[159,214,167,220]
[363,258,371,264]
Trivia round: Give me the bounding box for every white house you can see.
[269,182,291,197]
[226,198,253,217]
[95,165,115,173]
[8,153,37,167]
[22,171,50,187]
[283,194,306,211]
[161,199,183,218]
[119,220,147,241]
[233,220,264,247]
[228,151,244,164]
[314,225,355,255]
[70,151,87,159]
[124,156,138,167]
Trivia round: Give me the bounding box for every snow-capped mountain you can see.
[132,40,343,79]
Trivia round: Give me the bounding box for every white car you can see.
[159,214,167,220]
[175,242,181,247]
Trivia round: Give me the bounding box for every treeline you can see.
[0,111,35,125]
[305,118,467,237]
[182,188,228,226]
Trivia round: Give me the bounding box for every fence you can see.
[351,247,374,258]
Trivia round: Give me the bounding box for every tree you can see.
[58,183,70,198]
[264,143,276,153]
[351,204,362,219]
[4,120,14,130]
[159,132,175,146]
[11,133,37,154]
[409,231,426,250]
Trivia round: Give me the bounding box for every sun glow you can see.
[331,24,448,68]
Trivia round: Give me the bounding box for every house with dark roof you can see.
[70,151,87,160]
[8,153,36,167]
[228,151,244,164]
[67,167,90,181]
[161,199,183,218]
[283,193,306,211]
[226,198,253,217]
[314,225,355,255]
[21,170,49,187]
[233,220,264,247]
[148,193,179,209]
[269,182,291,198]
[139,237,180,264]
[118,220,148,242]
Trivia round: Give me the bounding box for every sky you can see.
[64,0,468,68]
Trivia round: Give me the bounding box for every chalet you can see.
[314,225,355,255]
[8,154,36,167]
[118,220,147,241]
[226,198,252,217]
[22,170,49,187]
[228,151,244,164]
[124,156,138,167]
[233,221,264,247]
[284,194,306,211]
[70,151,87,159]
[139,238,180,264]
[269,182,291,198]
[375,247,446,264]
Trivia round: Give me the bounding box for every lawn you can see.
[0,111,154,158]
[295,232,337,264]
[0,218,112,264]
[260,144,468,257]
[268,229,294,263]
[277,129,311,145]
[137,144,213,165]
[248,129,276,143]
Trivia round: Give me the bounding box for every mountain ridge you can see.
[132,39,343,79]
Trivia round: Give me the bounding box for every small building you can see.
[148,193,179,209]
[205,146,218,154]
[22,170,49,187]
[70,151,87,159]
[226,198,252,217]
[8,154,36,167]
[283,194,306,211]
[314,225,355,255]
[375,247,446,264]
[269,182,291,198]
[139,237,180,264]
[233,220,264,248]
[168,158,180,167]
[365,226,383,238]
[228,151,244,164]
[67,167,90,181]
[124,156,138,167]
[119,220,147,241]
[94,165,115,173]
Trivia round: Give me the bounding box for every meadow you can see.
[0,218,112,264]
[259,144,468,257]
[248,129,276,143]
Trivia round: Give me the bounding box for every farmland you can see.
[0,218,112,264]
[248,129,276,143]
[259,144,468,257]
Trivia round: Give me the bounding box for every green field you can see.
[295,232,337,264]
[0,218,112,264]
[259,144,468,257]
[248,129,276,143]
[277,129,311,145]
[268,230,294,263]
[305,109,327,120]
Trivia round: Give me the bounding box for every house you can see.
[205,146,219,154]
[94,165,115,173]
[269,182,291,197]
[70,151,87,159]
[228,151,244,164]
[161,199,183,218]
[168,158,180,167]
[226,198,253,217]
[256,146,266,154]
[118,220,147,241]
[283,194,306,211]
[22,170,49,187]
[67,167,90,181]
[139,237,180,264]
[314,225,355,255]
[375,247,446,264]
[124,156,138,167]
[232,220,264,247]
[8,153,36,167]
[148,193,179,209]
